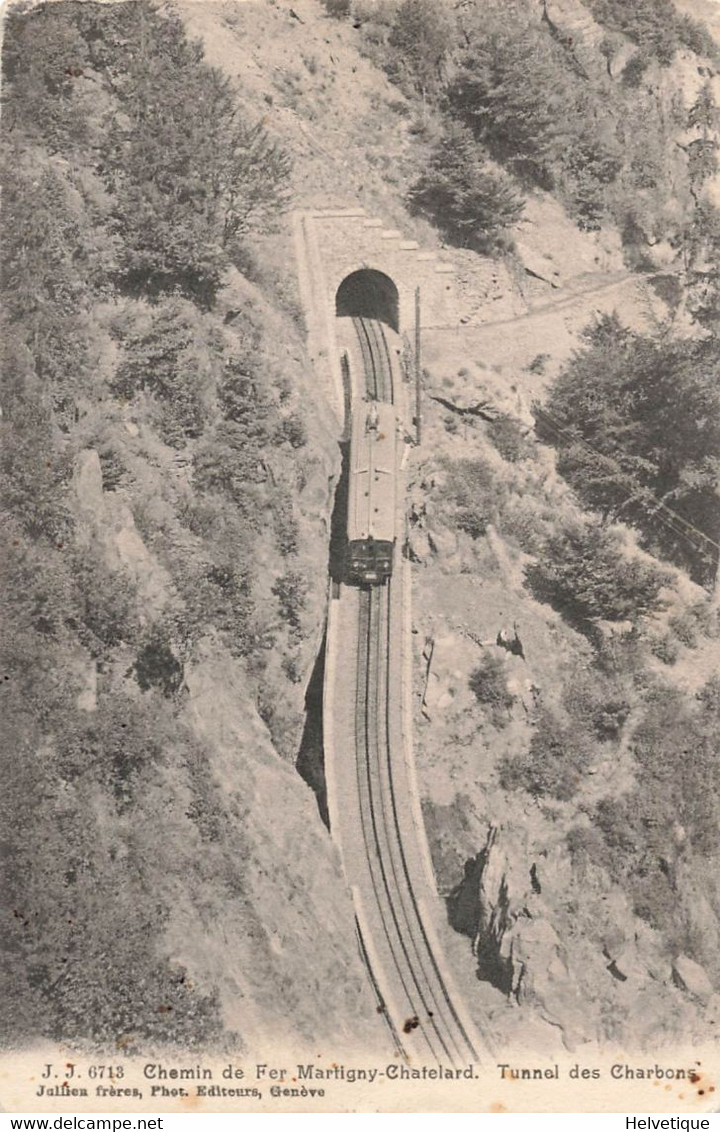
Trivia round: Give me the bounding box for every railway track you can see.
[355,585,479,1063]
[353,316,394,403]
[340,316,482,1064]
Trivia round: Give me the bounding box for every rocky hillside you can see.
[2,0,719,1059]
[1,0,379,1052]
[408,367,720,1051]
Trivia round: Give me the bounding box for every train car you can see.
[346,398,397,585]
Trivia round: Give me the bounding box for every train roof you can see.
[347,400,397,544]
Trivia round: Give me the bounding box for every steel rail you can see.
[357,589,468,1063]
[353,317,377,399]
[370,588,467,1063]
[348,315,481,1066]
[369,319,395,404]
[354,915,408,1058]
[354,591,440,1059]
[383,581,480,1062]
[353,317,394,404]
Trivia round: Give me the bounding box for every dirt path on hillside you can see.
[442,269,640,334]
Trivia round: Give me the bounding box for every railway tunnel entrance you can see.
[335,269,400,333]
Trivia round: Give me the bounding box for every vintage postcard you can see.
[1,0,719,1115]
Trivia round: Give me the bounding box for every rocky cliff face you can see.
[408,354,720,1054]
[437,810,715,1050]
[68,422,379,1050]
[47,220,388,1045]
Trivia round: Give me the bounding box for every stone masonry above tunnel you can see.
[293,207,463,420]
[297,209,459,336]
[336,269,400,333]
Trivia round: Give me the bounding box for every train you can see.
[346,397,397,586]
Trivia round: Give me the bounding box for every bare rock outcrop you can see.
[443,816,717,1049]
[672,956,714,1004]
[73,448,173,618]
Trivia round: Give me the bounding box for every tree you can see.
[220,121,291,248]
[446,13,581,187]
[524,518,672,625]
[683,82,720,189]
[688,81,720,134]
[113,300,213,445]
[387,0,455,101]
[1,5,91,151]
[408,124,524,249]
[560,134,622,231]
[584,0,680,65]
[101,4,290,304]
[539,315,720,584]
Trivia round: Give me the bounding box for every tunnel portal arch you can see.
[335,268,400,333]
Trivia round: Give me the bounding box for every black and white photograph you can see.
[1,0,719,1114]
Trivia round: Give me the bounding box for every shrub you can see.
[154,377,209,447]
[649,632,679,665]
[98,446,126,492]
[697,673,720,715]
[468,652,515,727]
[676,13,720,61]
[499,498,549,556]
[271,495,300,557]
[175,556,257,658]
[1,5,91,153]
[408,123,524,250]
[193,424,269,520]
[183,738,226,843]
[321,0,351,17]
[563,671,631,740]
[272,571,308,631]
[1,407,74,544]
[499,709,595,801]
[487,415,534,462]
[74,558,138,652]
[560,136,622,231]
[113,302,212,445]
[647,273,683,311]
[527,353,550,375]
[628,685,720,857]
[441,456,499,539]
[592,794,679,933]
[133,627,184,698]
[216,343,276,441]
[274,413,307,449]
[282,653,303,684]
[620,51,651,88]
[566,824,606,865]
[524,519,672,626]
[668,601,717,648]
